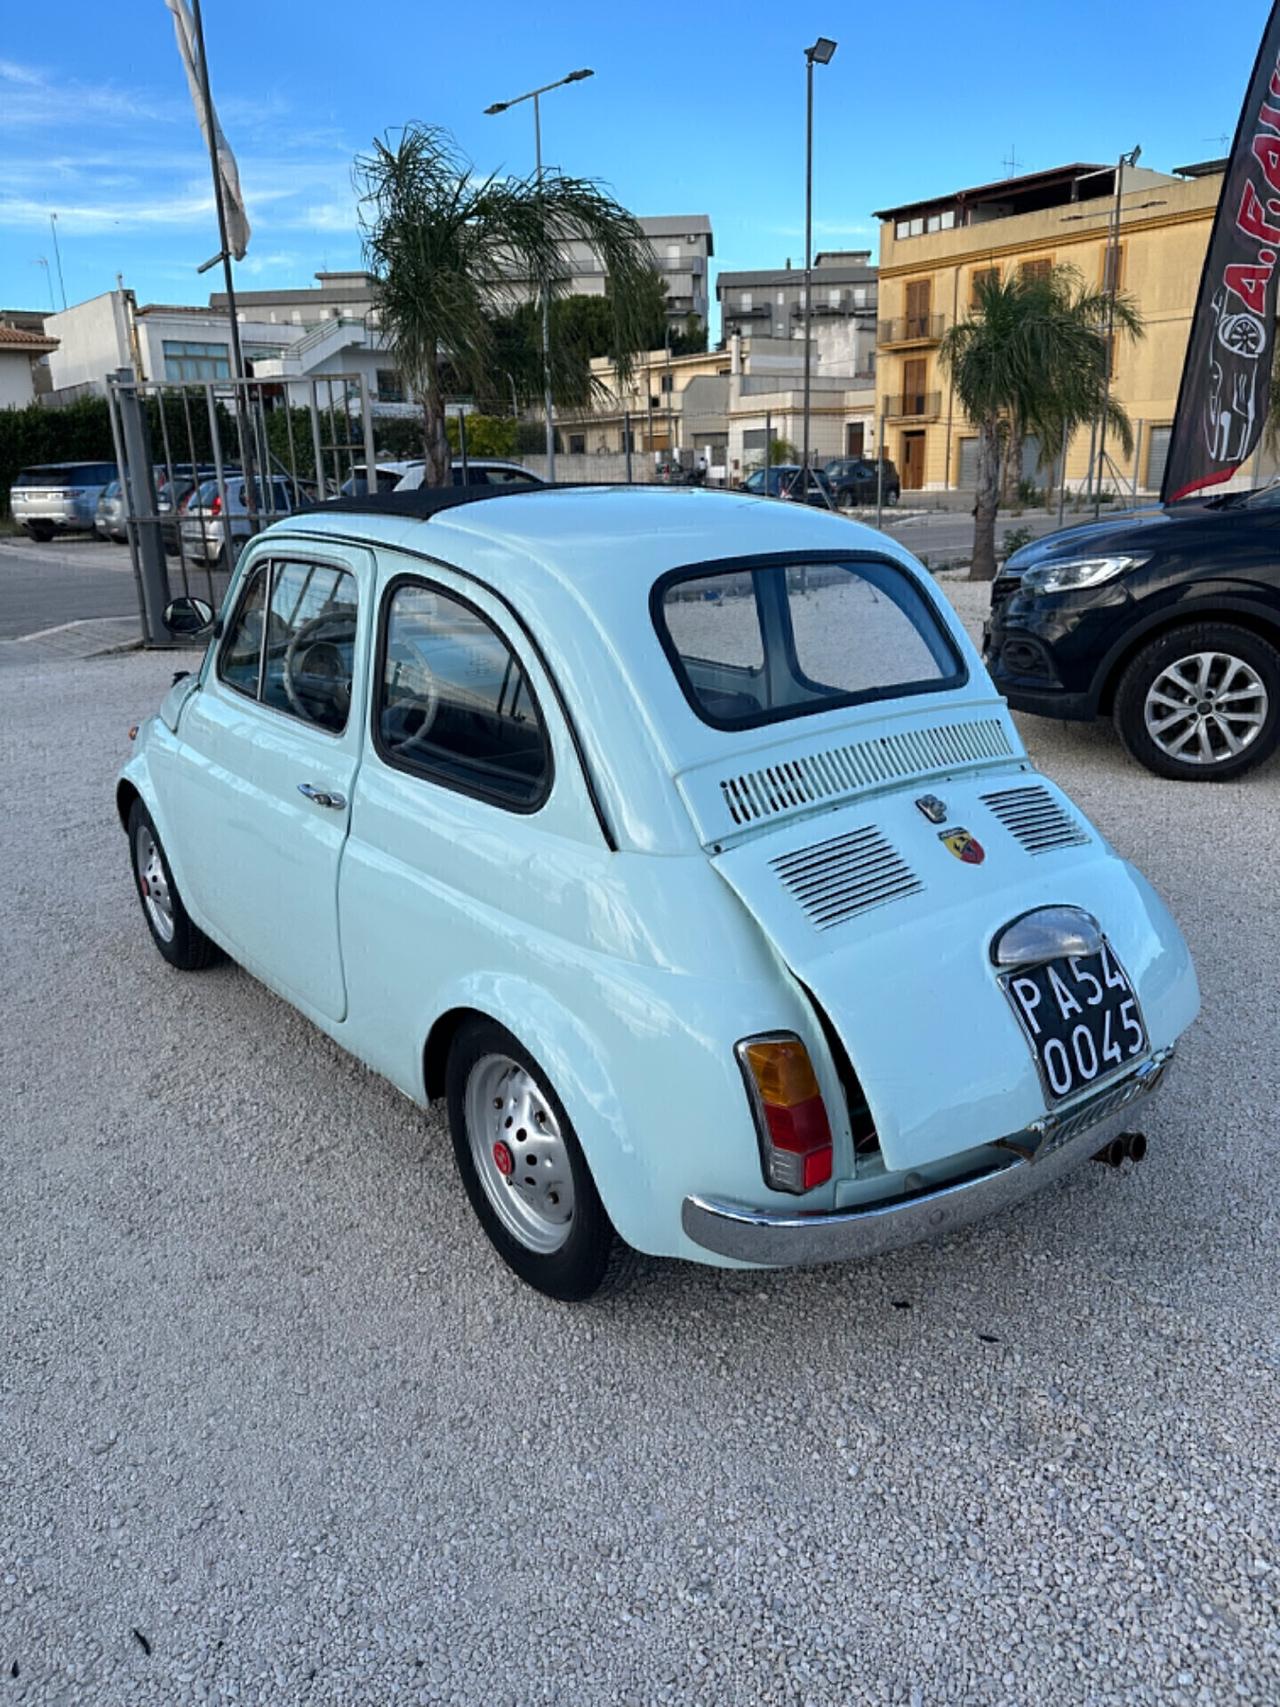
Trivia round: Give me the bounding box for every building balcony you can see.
[883,390,941,421]
[878,314,946,348]
[724,304,772,321]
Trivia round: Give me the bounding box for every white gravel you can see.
[2,579,1278,1706]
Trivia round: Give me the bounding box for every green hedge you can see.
[0,398,116,518]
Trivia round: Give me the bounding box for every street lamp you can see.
[485,68,595,483]
[802,37,837,476]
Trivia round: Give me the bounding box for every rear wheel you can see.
[127,801,221,969]
[25,522,54,543]
[1113,622,1280,780]
[445,1019,636,1301]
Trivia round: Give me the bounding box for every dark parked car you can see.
[824,456,900,507]
[986,489,1280,780]
[739,465,836,506]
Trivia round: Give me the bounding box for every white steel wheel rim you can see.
[135,825,175,942]
[1143,650,1268,766]
[464,1054,575,1255]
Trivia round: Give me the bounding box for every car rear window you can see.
[655,557,965,730]
[15,463,116,487]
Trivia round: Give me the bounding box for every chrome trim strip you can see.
[682,1049,1173,1267]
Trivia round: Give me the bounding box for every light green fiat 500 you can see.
[119,486,1198,1300]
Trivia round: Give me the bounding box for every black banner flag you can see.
[1163,1,1280,503]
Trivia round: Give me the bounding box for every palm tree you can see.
[940,266,1144,579]
[357,124,658,486]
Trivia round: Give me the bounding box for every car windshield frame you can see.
[650,549,968,733]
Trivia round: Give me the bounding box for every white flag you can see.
[163,0,251,260]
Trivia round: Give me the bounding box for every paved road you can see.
[2,581,1278,1707]
[0,505,1080,645]
[0,535,139,640]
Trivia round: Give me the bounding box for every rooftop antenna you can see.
[1003,144,1023,177]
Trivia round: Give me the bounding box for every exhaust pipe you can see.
[1091,1131,1147,1169]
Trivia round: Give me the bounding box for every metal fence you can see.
[107,369,375,644]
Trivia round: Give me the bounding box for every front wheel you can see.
[1113,622,1280,780]
[445,1019,636,1301]
[128,801,221,969]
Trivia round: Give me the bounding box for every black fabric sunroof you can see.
[294,484,576,522]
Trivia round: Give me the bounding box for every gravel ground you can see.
[2,580,1278,1707]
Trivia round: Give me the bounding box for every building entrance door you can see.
[902,431,926,489]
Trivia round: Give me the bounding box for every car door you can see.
[161,545,371,1022]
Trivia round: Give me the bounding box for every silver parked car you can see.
[179,475,301,568]
[95,480,128,544]
[11,461,118,541]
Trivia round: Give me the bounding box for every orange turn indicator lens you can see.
[740,1036,834,1193]
[742,1038,822,1109]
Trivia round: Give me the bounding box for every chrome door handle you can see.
[297,783,347,810]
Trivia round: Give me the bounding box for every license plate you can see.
[1002,943,1148,1103]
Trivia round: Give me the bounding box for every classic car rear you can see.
[118,487,1198,1300]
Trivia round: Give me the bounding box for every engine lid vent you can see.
[772,825,924,931]
[720,718,1014,828]
[982,784,1089,854]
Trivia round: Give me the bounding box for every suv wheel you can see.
[1113,622,1280,780]
[25,522,54,543]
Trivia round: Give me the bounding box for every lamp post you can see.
[802,36,837,476]
[485,68,595,483]
[1094,145,1140,519]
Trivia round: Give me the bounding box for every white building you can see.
[42,287,400,407]
[0,324,58,408]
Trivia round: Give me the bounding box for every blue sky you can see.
[0,0,1272,324]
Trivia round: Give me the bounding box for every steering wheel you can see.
[381,663,442,754]
[282,611,357,725]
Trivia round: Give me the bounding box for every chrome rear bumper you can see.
[682,1049,1173,1268]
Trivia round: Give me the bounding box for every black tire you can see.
[127,800,221,970]
[445,1018,637,1302]
[886,488,900,507]
[25,522,54,543]
[1112,622,1280,781]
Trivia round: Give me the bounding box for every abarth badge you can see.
[915,794,948,824]
[939,828,985,865]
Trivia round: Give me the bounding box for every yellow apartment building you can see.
[873,160,1227,494]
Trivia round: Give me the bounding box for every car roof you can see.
[281,483,919,600]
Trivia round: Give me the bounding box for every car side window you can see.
[484,467,538,487]
[218,563,270,697]
[375,580,551,809]
[217,559,359,734]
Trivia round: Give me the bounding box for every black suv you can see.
[823,456,900,507]
[986,490,1280,780]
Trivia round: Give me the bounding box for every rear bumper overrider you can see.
[682,1049,1174,1267]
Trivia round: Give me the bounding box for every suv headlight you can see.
[1020,554,1149,594]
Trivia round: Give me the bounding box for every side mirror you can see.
[164,595,215,637]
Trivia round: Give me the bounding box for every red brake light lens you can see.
[210,493,222,516]
[739,1036,834,1194]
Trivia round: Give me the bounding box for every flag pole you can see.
[190,0,247,385]
[188,0,258,518]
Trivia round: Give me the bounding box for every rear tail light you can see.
[210,494,222,517]
[737,1034,834,1194]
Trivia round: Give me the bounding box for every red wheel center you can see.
[139,875,150,897]
[492,1140,514,1177]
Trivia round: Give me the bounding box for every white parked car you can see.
[119,486,1198,1301]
